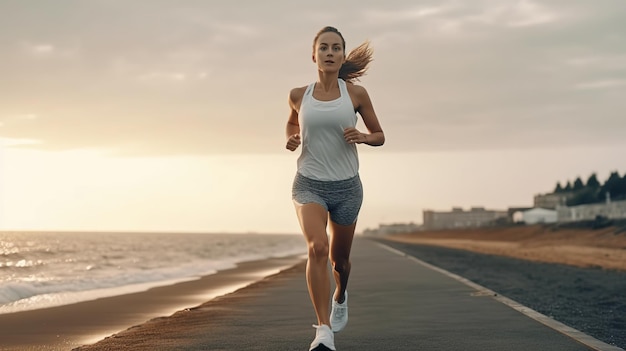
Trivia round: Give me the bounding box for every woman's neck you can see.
[316,72,339,92]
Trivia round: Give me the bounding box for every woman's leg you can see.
[295,202,332,327]
[329,221,356,303]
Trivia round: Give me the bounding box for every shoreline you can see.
[0,254,305,350]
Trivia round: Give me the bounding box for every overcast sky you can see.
[1,1,625,233]
[2,0,625,155]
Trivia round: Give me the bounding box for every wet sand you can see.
[0,255,304,351]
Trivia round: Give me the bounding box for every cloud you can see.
[575,79,626,90]
[566,54,626,70]
[5,113,39,120]
[137,72,188,82]
[0,0,625,156]
[363,5,451,23]
[0,114,40,130]
[28,43,54,53]
[478,0,559,28]
[0,137,41,147]
[362,0,561,38]
[20,41,79,59]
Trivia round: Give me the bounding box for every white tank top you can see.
[297,79,359,181]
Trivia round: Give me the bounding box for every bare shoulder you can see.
[345,82,371,111]
[289,86,307,104]
[345,82,369,98]
[288,85,307,112]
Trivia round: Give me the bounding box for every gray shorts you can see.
[292,173,363,226]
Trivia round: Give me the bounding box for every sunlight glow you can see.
[2,145,624,234]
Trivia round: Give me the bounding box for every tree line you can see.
[553,171,626,206]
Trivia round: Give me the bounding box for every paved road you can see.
[78,238,620,351]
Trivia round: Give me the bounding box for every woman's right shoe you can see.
[309,324,336,351]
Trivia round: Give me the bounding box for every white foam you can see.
[0,232,306,314]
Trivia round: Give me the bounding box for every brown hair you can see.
[313,26,373,83]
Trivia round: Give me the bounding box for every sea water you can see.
[0,231,305,314]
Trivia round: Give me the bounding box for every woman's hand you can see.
[343,128,367,144]
[286,134,301,151]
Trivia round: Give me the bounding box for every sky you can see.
[1,0,625,234]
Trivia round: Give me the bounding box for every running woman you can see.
[285,26,385,351]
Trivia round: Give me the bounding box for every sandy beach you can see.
[384,224,626,271]
[0,255,304,351]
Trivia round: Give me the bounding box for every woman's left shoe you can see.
[330,291,348,332]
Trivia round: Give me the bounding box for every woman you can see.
[285,26,385,351]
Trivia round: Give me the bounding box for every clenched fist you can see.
[343,127,366,144]
[286,134,301,151]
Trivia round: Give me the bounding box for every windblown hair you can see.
[313,26,373,83]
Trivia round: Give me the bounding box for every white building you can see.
[557,200,626,223]
[513,208,557,224]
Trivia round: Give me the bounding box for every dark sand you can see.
[0,255,304,351]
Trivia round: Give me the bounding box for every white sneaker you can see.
[309,324,336,351]
[330,291,348,332]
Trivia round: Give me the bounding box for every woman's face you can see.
[313,32,345,73]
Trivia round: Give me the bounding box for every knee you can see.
[308,240,329,261]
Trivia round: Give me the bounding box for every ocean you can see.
[0,231,306,315]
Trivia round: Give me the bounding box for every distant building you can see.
[507,207,533,222]
[534,193,574,209]
[513,208,557,224]
[556,199,626,223]
[423,207,508,230]
[362,222,421,236]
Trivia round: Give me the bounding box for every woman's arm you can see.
[345,84,385,146]
[285,87,305,151]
